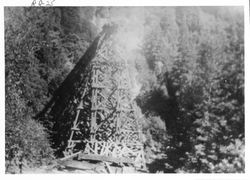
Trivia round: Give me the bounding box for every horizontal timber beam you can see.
[78,153,134,165]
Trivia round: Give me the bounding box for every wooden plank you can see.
[86,143,96,154]
[92,84,106,89]
[103,141,112,156]
[100,142,106,155]
[68,140,81,143]
[78,153,133,164]
[77,100,84,109]
[119,146,127,157]
[71,127,80,131]
[95,141,98,154]
[66,144,76,149]
[59,160,102,171]
[104,162,113,173]
[60,151,82,161]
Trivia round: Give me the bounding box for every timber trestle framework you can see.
[60,25,145,170]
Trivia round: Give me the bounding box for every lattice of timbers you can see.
[63,26,145,169]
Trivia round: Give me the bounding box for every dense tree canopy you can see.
[5,7,244,173]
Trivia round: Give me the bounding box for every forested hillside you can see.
[5,7,244,173]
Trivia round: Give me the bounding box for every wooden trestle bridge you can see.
[38,24,146,173]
